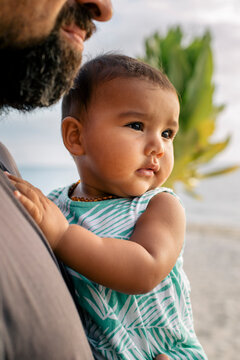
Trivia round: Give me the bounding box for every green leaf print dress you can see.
[49,187,207,360]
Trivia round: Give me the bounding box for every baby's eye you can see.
[125,122,144,131]
[162,129,173,139]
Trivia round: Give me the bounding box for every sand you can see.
[184,224,240,360]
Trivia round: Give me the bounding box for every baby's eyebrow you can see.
[118,110,146,119]
[167,120,179,129]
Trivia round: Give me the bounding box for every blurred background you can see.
[0,1,239,358]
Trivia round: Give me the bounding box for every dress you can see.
[49,186,207,360]
[0,144,94,360]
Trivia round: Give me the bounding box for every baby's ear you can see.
[61,117,85,156]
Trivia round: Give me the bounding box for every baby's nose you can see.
[145,136,165,157]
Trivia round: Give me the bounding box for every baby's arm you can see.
[57,192,184,294]
[9,174,185,295]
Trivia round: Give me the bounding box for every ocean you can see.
[19,165,240,232]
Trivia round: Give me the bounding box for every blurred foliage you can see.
[140,27,239,197]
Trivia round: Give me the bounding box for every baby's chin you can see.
[121,185,161,198]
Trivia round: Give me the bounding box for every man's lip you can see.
[61,25,86,49]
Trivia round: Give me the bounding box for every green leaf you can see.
[199,165,240,179]
[138,27,238,198]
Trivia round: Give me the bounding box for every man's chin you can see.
[0,32,82,111]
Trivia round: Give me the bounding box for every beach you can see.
[184,224,240,359]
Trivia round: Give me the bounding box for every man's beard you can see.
[0,4,95,112]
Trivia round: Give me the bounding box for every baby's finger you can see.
[13,182,42,207]
[8,173,45,198]
[5,173,28,184]
[14,191,43,224]
[154,355,170,360]
[5,173,45,200]
[8,173,36,190]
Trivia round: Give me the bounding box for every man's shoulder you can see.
[0,172,93,359]
[0,142,21,176]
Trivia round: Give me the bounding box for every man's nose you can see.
[76,0,113,21]
[145,135,165,158]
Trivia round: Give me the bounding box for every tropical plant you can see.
[139,27,238,196]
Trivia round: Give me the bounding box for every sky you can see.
[0,0,239,168]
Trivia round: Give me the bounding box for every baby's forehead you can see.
[94,77,179,104]
[93,76,174,96]
[88,78,179,118]
[63,75,179,123]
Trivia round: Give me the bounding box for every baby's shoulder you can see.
[131,187,182,216]
[139,187,180,204]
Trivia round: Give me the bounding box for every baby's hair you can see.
[62,53,177,121]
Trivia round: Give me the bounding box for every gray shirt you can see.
[0,168,94,359]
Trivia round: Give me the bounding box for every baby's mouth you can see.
[136,168,156,177]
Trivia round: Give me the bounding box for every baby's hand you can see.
[6,173,69,251]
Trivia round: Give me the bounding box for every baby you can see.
[10,54,207,359]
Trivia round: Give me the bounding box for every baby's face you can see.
[77,77,180,198]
